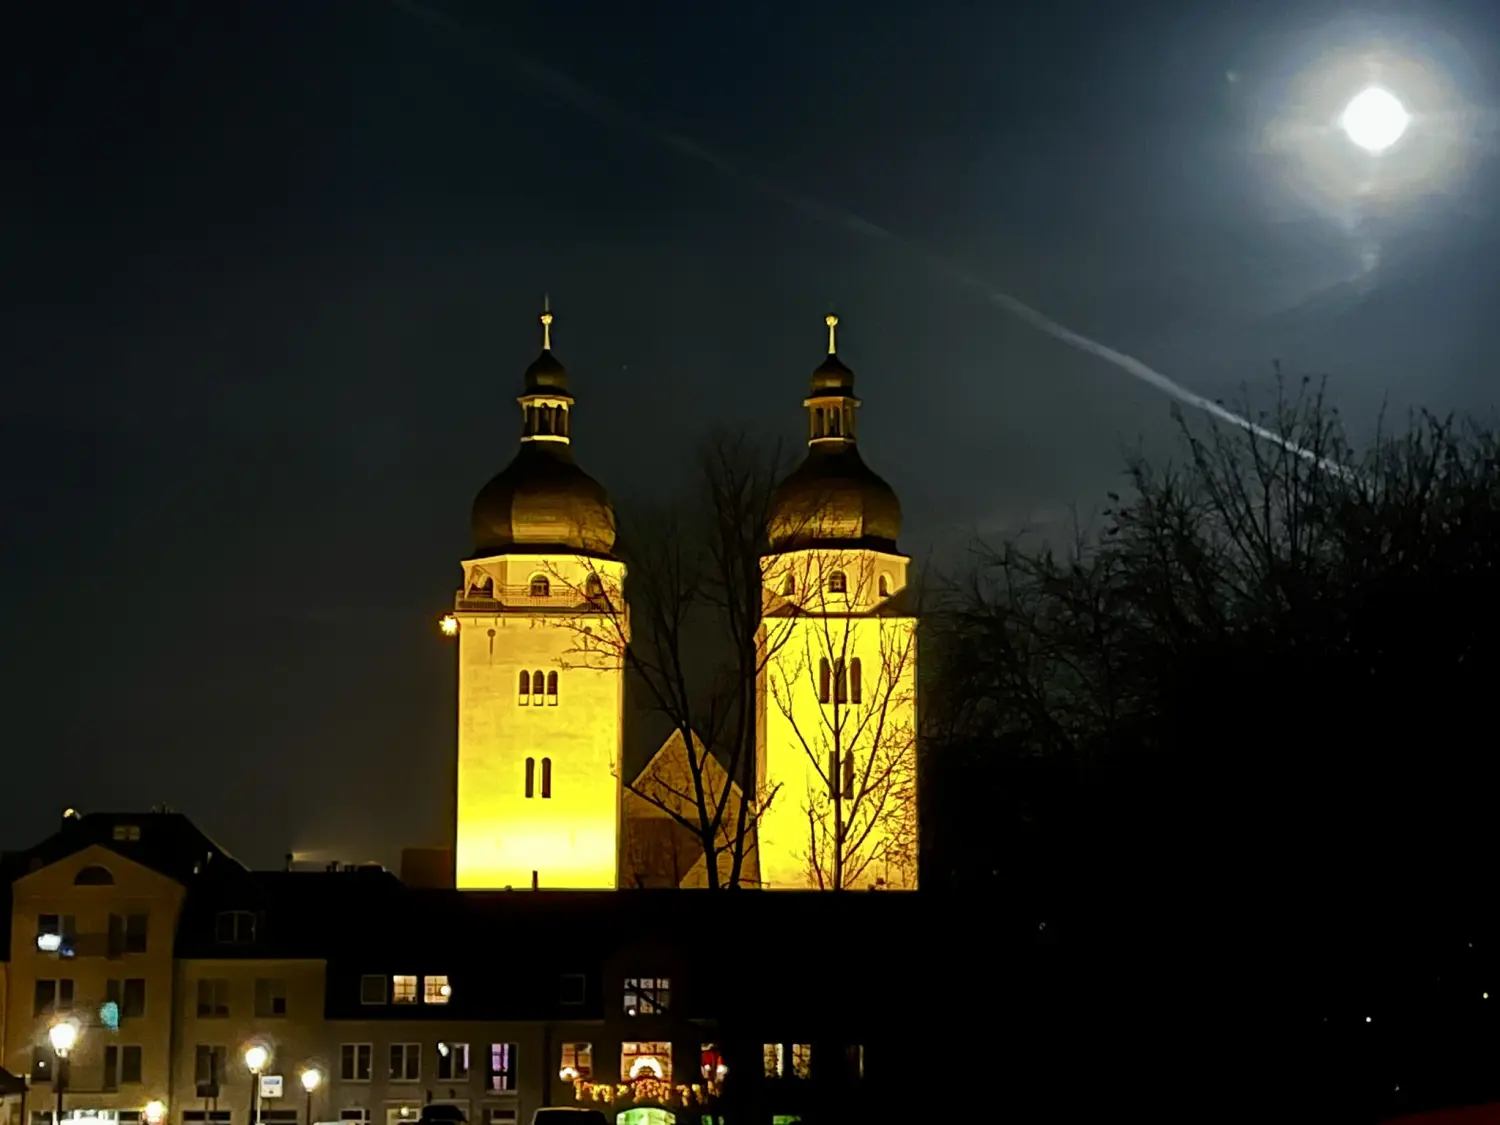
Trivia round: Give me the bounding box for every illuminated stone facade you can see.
[452,310,916,892]
[453,308,626,891]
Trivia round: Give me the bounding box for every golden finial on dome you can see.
[540,295,554,351]
[825,313,839,355]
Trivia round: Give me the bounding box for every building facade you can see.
[1,814,907,1125]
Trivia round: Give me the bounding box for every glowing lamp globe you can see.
[301,1069,322,1093]
[144,1102,166,1125]
[1340,86,1409,153]
[244,1045,269,1073]
[48,1020,78,1055]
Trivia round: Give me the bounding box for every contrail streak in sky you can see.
[391,0,1350,476]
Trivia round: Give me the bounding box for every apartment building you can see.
[2,812,904,1125]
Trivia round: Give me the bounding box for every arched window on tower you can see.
[518,671,532,705]
[541,757,552,798]
[585,573,604,599]
[525,757,536,799]
[530,575,551,598]
[841,750,855,800]
[812,410,825,439]
[556,406,569,438]
[878,574,890,597]
[469,575,493,598]
[828,571,847,594]
[546,671,559,705]
[532,670,546,696]
[833,658,848,704]
[818,658,831,704]
[828,409,842,437]
[781,574,796,596]
[850,657,862,705]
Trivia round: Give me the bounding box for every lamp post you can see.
[300,1068,321,1125]
[244,1046,270,1125]
[144,1101,166,1125]
[48,1020,79,1125]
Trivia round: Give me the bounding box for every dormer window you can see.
[529,575,551,598]
[828,571,847,594]
[214,911,256,945]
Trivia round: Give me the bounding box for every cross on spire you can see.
[541,295,554,351]
[826,313,839,355]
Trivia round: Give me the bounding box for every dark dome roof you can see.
[471,441,616,557]
[523,349,570,394]
[767,444,902,552]
[810,352,855,395]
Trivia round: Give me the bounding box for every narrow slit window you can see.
[525,758,535,799]
[546,671,558,704]
[518,671,531,704]
[533,670,546,696]
[850,657,862,705]
[833,658,848,704]
[541,758,552,799]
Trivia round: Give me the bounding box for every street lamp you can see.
[144,1101,166,1125]
[48,1019,79,1125]
[244,1045,270,1125]
[300,1068,322,1125]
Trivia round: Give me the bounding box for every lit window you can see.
[623,976,670,1016]
[359,974,386,1005]
[700,1044,726,1081]
[559,1042,592,1081]
[436,1042,469,1081]
[529,575,550,598]
[488,1043,517,1092]
[388,1043,420,1082]
[792,1044,812,1080]
[621,1042,671,1082]
[339,1044,372,1083]
[112,825,141,842]
[762,1044,784,1078]
[424,975,451,1004]
[392,975,417,1004]
[828,570,847,594]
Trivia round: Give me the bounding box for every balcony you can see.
[455,585,606,613]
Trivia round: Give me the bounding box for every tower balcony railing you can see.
[456,585,604,612]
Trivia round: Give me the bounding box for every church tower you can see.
[757,315,919,890]
[452,305,626,890]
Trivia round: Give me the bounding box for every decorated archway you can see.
[615,1111,675,1125]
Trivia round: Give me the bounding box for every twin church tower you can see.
[449,307,918,892]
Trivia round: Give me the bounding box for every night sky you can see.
[4,0,1497,867]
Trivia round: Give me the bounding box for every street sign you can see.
[260,1076,284,1099]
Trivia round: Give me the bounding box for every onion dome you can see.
[470,304,617,557]
[766,315,902,552]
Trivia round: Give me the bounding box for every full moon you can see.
[1339,86,1410,154]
